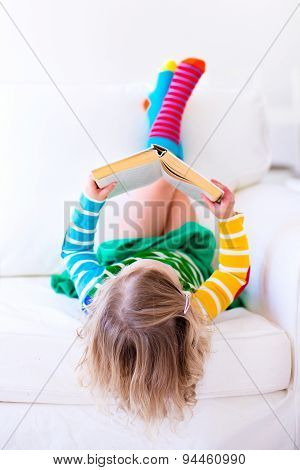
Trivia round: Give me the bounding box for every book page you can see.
[92,147,159,180]
[161,151,223,202]
[95,159,162,198]
[162,170,213,202]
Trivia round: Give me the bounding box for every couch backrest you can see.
[0,83,271,275]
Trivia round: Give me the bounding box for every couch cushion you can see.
[0,277,291,404]
[0,84,270,275]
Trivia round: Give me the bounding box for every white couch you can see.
[0,83,299,449]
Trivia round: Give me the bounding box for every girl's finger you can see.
[100,181,117,198]
[211,179,229,192]
[88,173,97,184]
[87,174,99,189]
[200,193,215,211]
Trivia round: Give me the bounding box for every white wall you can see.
[1,0,300,167]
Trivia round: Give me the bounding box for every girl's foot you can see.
[143,60,184,158]
[143,60,177,129]
[147,58,205,159]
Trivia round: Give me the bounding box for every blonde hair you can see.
[77,267,210,425]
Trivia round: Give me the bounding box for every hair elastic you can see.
[183,291,191,315]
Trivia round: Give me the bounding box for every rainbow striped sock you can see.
[147,58,205,159]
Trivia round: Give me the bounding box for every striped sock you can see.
[147,58,205,158]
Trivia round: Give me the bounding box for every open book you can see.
[92,144,224,203]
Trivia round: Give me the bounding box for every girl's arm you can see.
[192,180,250,320]
[61,176,116,305]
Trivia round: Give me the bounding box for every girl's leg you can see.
[117,178,176,239]
[147,58,205,159]
[143,60,177,129]
[163,188,197,234]
[116,181,197,239]
[113,58,204,240]
[143,59,184,159]
[115,61,179,239]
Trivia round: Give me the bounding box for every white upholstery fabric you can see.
[0,84,270,275]
[0,277,291,405]
[0,391,295,450]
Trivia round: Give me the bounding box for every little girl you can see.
[56,58,250,424]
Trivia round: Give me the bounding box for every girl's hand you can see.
[84,174,117,202]
[200,179,236,219]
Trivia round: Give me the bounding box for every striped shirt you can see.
[61,192,106,305]
[61,193,250,318]
[192,214,250,319]
[92,249,205,294]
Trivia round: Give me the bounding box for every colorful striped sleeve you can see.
[192,213,250,320]
[61,192,105,305]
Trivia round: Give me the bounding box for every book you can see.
[92,144,224,203]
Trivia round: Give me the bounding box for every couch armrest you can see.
[235,182,300,390]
